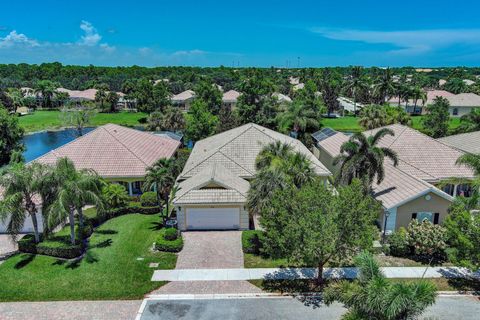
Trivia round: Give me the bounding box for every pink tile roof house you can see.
[313,124,473,210]
[222,90,241,103]
[34,124,181,179]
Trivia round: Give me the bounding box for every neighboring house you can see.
[222,90,241,110]
[34,124,181,196]
[288,77,300,85]
[438,130,480,154]
[57,88,97,101]
[293,83,305,91]
[174,123,331,231]
[312,124,474,233]
[464,79,475,86]
[171,90,195,111]
[0,189,43,234]
[154,131,184,143]
[338,96,364,114]
[439,79,447,86]
[388,90,480,116]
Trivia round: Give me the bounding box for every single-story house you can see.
[34,124,181,196]
[222,90,241,110]
[0,189,44,234]
[438,130,480,154]
[311,124,474,233]
[171,90,195,111]
[389,90,480,117]
[174,123,331,231]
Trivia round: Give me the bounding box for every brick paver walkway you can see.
[0,300,142,320]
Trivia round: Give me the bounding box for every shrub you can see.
[406,219,447,258]
[18,234,83,259]
[155,231,183,252]
[242,230,264,254]
[164,228,178,241]
[388,227,410,257]
[140,191,158,207]
[102,183,129,209]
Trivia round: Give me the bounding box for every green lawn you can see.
[320,116,461,133]
[0,214,176,301]
[19,110,147,133]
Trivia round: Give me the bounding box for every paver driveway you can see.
[153,231,262,294]
[176,231,244,269]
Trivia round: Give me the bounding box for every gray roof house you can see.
[438,131,480,154]
[174,123,331,231]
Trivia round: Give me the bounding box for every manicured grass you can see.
[244,253,292,269]
[321,115,461,133]
[19,110,147,133]
[0,214,176,301]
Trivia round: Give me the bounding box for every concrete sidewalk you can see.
[152,266,479,281]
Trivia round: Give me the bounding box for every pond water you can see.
[22,128,95,162]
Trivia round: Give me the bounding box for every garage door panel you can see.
[187,208,240,230]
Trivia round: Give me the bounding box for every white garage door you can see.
[186,207,240,230]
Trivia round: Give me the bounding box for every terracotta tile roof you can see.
[179,123,331,180]
[438,131,480,154]
[34,124,180,178]
[222,90,241,103]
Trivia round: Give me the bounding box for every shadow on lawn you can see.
[149,221,164,231]
[14,254,36,269]
[95,229,118,235]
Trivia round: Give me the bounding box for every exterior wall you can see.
[395,192,451,230]
[449,106,474,117]
[0,208,44,234]
[314,145,339,175]
[175,203,248,231]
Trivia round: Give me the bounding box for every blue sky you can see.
[1,0,480,67]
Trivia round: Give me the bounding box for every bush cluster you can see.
[242,230,264,255]
[155,229,183,252]
[140,192,158,207]
[18,235,84,259]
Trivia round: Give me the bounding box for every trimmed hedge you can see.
[242,230,264,255]
[164,228,178,241]
[155,229,183,252]
[140,192,158,207]
[18,234,84,259]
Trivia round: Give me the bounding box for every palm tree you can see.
[94,84,109,110]
[456,108,480,133]
[255,141,293,171]
[143,158,177,217]
[286,152,316,187]
[333,128,399,191]
[161,106,186,132]
[410,86,427,111]
[344,66,368,115]
[34,80,58,109]
[373,68,395,103]
[277,101,319,138]
[48,158,104,245]
[358,105,389,130]
[0,162,52,243]
[6,88,25,113]
[324,251,436,320]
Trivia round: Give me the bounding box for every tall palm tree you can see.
[34,80,58,109]
[277,101,319,137]
[324,251,437,320]
[0,162,52,243]
[373,68,395,103]
[48,158,104,245]
[94,83,109,110]
[333,128,399,191]
[255,141,293,171]
[143,158,177,216]
[344,66,368,115]
[410,86,427,111]
[358,105,389,130]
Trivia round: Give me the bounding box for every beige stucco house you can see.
[174,123,331,231]
[222,90,241,110]
[312,124,474,232]
[171,90,196,111]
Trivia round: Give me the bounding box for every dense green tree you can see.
[0,108,24,166]
[152,81,171,112]
[106,91,119,113]
[373,68,395,103]
[318,69,341,115]
[444,78,468,94]
[236,70,275,124]
[133,78,155,113]
[216,105,238,133]
[324,251,437,319]
[422,96,450,138]
[94,83,109,110]
[384,105,411,125]
[358,105,389,129]
[333,128,399,191]
[185,100,218,142]
[456,108,480,133]
[146,111,163,131]
[260,179,380,284]
[6,88,25,113]
[160,106,186,132]
[195,80,223,114]
[277,100,319,138]
[344,66,368,115]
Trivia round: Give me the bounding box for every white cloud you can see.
[172,49,207,56]
[0,30,39,48]
[78,20,101,46]
[310,27,480,55]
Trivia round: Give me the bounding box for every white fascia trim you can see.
[384,187,454,211]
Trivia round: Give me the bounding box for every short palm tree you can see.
[255,141,293,171]
[161,106,186,132]
[48,158,104,245]
[333,128,399,191]
[143,158,177,216]
[358,105,389,130]
[324,251,437,320]
[286,152,316,187]
[457,108,480,133]
[277,101,319,137]
[0,162,52,242]
[34,80,58,109]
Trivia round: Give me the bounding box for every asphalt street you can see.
[139,295,480,320]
